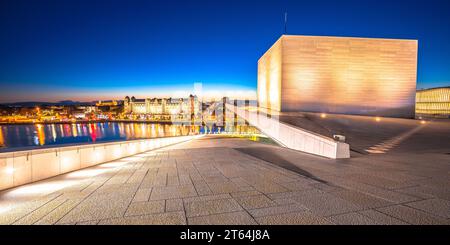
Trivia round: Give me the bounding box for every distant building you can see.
[416,87,450,118]
[72,112,86,119]
[77,105,97,113]
[96,100,120,107]
[95,100,122,117]
[123,95,200,116]
[258,35,418,118]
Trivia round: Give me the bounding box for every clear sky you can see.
[1,0,450,103]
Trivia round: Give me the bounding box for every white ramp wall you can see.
[228,105,350,159]
[0,135,199,191]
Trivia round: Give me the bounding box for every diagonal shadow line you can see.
[234,147,328,184]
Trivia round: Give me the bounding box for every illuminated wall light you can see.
[375,117,382,122]
[5,167,15,175]
[61,157,71,167]
[94,151,103,162]
[129,144,137,154]
[113,148,122,158]
[320,113,327,119]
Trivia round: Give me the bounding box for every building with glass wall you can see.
[258,35,418,118]
[416,87,450,118]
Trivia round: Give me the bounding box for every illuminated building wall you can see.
[258,38,282,111]
[416,87,450,118]
[257,35,418,118]
[96,100,119,107]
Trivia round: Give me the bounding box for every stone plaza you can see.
[1,127,449,225]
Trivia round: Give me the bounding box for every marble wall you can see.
[258,35,418,118]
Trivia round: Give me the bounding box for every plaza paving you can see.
[264,110,450,155]
[0,135,449,225]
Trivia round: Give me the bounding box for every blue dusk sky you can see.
[0,0,450,103]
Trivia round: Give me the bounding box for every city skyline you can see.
[1,0,450,103]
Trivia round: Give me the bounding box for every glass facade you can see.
[416,87,450,118]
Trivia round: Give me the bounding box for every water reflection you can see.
[0,122,259,151]
[0,126,4,147]
[36,124,45,146]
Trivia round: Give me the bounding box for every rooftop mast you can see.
[284,12,288,34]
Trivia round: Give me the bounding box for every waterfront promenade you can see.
[0,134,449,225]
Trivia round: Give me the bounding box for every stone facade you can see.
[258,35,418,118]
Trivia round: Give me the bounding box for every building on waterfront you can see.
[96,100,123,119]
[0,102,120,123]
[96,100,120,107]
[123,95,200,118]
[257,35,418,118]
[416,87,450,118]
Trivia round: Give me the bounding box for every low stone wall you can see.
[228,105,350,159]
[0,135,199,191]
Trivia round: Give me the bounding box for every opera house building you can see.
[257,35,418,118]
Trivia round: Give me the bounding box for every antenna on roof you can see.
[284,12,288,34]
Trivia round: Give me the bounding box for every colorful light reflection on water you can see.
[0,122,260,152]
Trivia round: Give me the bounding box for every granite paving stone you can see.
[183,194,231,203]
[184,198,243,217]
[98,212,186,225]
[404,199,450,219]
[256,212,333,225]
[330,189,394,209]
[149,185,197,200]
[192,181,213,196]
[377,205,449,225]
[34,199,83,225]
[132,188,152,202]
[76,220,100,225]
[329,212,381,225]
[0,193,62,225]
[234,195,277,210]
[230,190,262,198]
[357,210,409,225]
[14,197,67,225]
[125,200,165,216]
[207,181,244,194]
[248,203,307,218]
[290,190,363,216]
[57,193,133,224]
[165,199,184,212]
[188,211,257,225]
